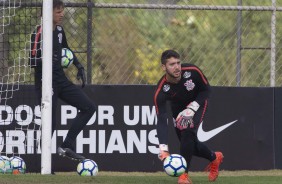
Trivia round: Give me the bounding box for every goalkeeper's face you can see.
[162,57,181,82]
[53,6,64,26]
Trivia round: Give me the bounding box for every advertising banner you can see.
[0,85,276,172]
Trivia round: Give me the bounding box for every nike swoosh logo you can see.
[197,120,238,142]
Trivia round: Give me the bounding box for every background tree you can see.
[3,0,281,86]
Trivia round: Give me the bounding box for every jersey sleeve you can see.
[29,26,42,68]
[61,27,69,49]
[154,79,169,145]
[192,65,211,105]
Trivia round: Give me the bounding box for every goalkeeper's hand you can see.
[158,144,170,161]
[76,66,86,88]
[176,101,200,130]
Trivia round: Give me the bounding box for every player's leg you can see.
[59,84,96,144]
[194,140,223,182]
[174,120,194,184]
[51,87,59,135]
[193,102,223,181]
[177,128,194,184]
[207,152,223,181]
[178,172,192,184]
[192,104,216,162]
[177,103,209,171]
[173,107,194,184]
[179,129,196,171]
[57,83,96,161]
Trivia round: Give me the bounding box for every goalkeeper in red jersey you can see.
[30,0,96,162]
[154,50,223,184]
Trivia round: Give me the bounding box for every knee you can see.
[89,104,96,114]
[182,129,196,141]
[78,101,96,116]
[84,103,96,114]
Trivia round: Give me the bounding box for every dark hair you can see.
[161,49,180,64]
[53,0,64,9]
[40,0,64,16]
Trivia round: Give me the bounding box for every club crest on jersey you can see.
[183,71,191,78]
[163,84,170,92]
[57,26,62,31]
[184,79,195,91]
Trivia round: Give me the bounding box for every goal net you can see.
[0,0,42,172]
[0,0,21,34]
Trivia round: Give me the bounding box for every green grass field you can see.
[1,170,282,184]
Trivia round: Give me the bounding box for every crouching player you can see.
[154,50,223,184]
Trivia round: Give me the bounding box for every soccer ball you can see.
[77,159,98,176]
[163,154,187,177]
[61,48,74,68]
[0,156,13,174]
[10,156,26,174]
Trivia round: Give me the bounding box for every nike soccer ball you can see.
[77,159,98,176]
[163,154,187,177]
[10,156,26,174]
[0,156,12,174]
[61,48,74,68]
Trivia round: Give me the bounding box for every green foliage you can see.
[3,7,40,84]
[130,1,278,86]
[135,47,164,84]
[7,8,40,60]
[4,1,282,86]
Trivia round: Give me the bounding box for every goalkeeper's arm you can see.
[156,113,169,145]
[71,51,85,88]
[157,113,170,161]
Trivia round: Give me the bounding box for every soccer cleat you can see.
[159,150,170,161]
[178,173,192,184]
[205,152,224,182]
[57,147,85,161]
[12,169,20,175]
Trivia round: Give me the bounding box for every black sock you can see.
[61,137,75,150]
[210,152,216,162]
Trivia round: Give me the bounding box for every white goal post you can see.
[41,0,53,175]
